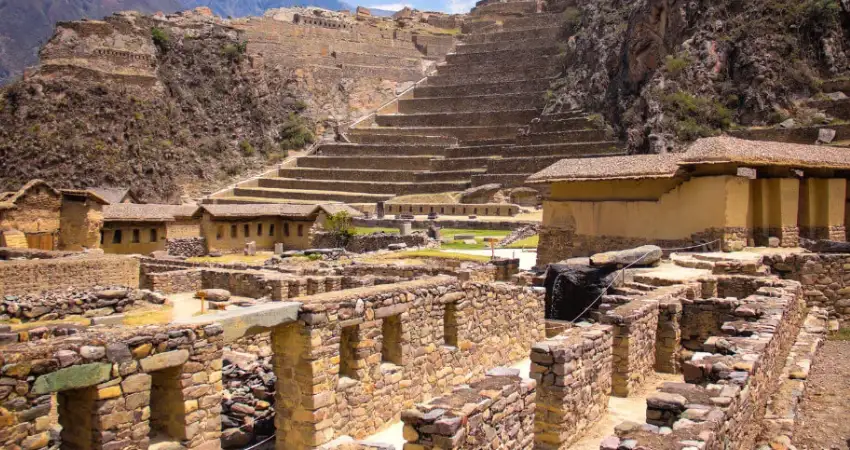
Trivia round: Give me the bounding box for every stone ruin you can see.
[0,237,844,450]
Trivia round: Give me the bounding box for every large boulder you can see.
[195,289,231,302]
[800,238,850,253]
[590,245,663,268]
[459,183,502,204]
[543,263,619,321]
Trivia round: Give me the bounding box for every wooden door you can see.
[25,233,55,250]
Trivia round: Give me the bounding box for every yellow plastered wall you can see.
[544,176,752,239]
[751,178,800,229]
[200,214,316,253]
[799,178,847,228]
[166,219,202,239]
[59,200,104,251]
[101,222,167,254]
[0,188,62,234]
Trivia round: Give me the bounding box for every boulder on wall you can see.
[195,289,231,302]
[509,187,540,207]
[459,183,502,204]
[800,238,850,253]
[589,245,663,268]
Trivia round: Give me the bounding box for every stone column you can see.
[799,178,847,241]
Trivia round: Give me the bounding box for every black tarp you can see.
[543,263,619,321]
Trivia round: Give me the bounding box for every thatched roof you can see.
[89,187,138,204]
[200,203,362,219]
[103,204,200,222]
[0,180,61,211]
[527,154,683,184]
[681,136,850,169]
[60,189,109,205]
[529,136,850,184]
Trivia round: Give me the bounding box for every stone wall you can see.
[0,287,163,323]
[310,230,429,253]
[166,237,207,258]
[146,269,204,294]
[0,254,140,297]
[601,299,659,397]
[764,252,850,321]
[273,276,545,448]
[401,370,536,450]
[606,279,807,450]
[383,203,520,217]
[353,217,536,231]
[531,325,612,449]
[0,322,225,450]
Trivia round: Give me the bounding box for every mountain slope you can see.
[0,0,182,85]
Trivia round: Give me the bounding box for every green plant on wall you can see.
[278,112,315,150]
[151,27,169,52]
[326,211,353,248]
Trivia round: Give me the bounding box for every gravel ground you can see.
[793,339,850,450]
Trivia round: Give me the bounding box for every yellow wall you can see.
[167,219,202,238]
[549,178,681,201]
[799,178,847,228]
[59,200,104,251]
[200,214,316,253]
[544,176,751,240]
[101,222,167,254]
[751,178,799,228]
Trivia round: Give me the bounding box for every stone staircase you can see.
[212,4,626,205]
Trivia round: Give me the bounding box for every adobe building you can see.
[101,204,202,254]
[529,136,850,265]
[0,180,107,251]
[200,203,360,253]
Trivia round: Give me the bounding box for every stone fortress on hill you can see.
[3,0,850,450]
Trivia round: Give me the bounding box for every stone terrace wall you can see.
[600,299,659,397]
[531,325,612,449]
[0,322,225,450]
[401,370,536,450]
[764,252,850,321]
[273,276,545,449]
[0,254,140,297]
[607,279,807,450]
[310,231,429,253]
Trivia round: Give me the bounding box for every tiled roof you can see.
[527,154,683,183]
[681,136,850,169]
[103,204,200,222]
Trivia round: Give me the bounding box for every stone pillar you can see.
[376,201,385,219]
[655,300,683,373]
[601,300,659,397]
[399,221,412,236]
[752,178,800,247]
[800,178,847,241]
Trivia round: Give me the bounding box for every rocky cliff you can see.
[0,11,307,202]
[546,0,850,153]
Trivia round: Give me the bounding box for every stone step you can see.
[202,196,340,205]
[463,26,561,44]
[429,157,493,171]
[529,117,598,132]
[485,151,625,174]
[455,37,555,54]
[336,51,422,69]
[436,58,560,76]
[315,143,451,157]
[445,46,559,66]
[804,97,850,120]
[462,137,518,146]
[417,169,487,182]
[350,125,519,141]
[470,173,530,187]
[414,78,554,98]
[346,131,458,146]
[342,64,423,82]
[376,109,539,127]
[499,13,563,30]
[257,177,469,195]
[517,129,610,145]
[296,155,435,170]
[446,140,622,158]
[727,123,850,145]
[427,67,554,86]
[278,167,420,182]
[471,1,539,16]
[400,92,545,114]
[233,186,394,203]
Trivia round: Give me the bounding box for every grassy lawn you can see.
[354,227,399,235]
[380,250,492,262]
[505,234,539,249]
[354,227,512,250]
[187,252,273,265]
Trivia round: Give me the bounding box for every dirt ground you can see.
[793,339,850,450]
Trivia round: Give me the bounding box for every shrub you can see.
[664,54,690,75]
[151,28,169,52]
[325,211,354,248]
[278,112,315,150]
[239,140,256,156]
[222,42,247,62]
[562,7,581,36]
[662,91,734,141]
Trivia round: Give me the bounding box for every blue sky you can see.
[365,0,475,14]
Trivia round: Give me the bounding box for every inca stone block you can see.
[32,363,113,394]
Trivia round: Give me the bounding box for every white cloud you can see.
[446,0,476,13]
[366,2,413,10]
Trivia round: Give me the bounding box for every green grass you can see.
[383,250,492,262]
[187,252,273,265]
[828,328,850,341]
[505,234,539,249]
[354,227,399,235]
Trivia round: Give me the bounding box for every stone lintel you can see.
[32,363,113,395]
[174,301,302,342]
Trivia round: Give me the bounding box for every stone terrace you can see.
[216,5,626,205]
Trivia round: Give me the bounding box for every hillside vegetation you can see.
[546,0,850,152]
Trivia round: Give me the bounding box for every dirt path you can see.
[793,340,850,450]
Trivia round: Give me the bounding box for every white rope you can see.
[565,238,722,323]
